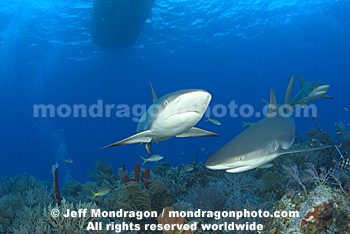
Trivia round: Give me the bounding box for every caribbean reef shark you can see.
[102,84,218,154]
[291,75,333,106]
[205,75,330,173]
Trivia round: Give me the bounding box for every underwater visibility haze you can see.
[0,0,350,233]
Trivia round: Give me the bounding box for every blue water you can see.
[0,0,349,182]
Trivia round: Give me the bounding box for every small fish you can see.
[200,147,206,151]
[181,151,198,173]
[182,164,195,172]
[179,152,185,158]
[91,188,111,200]
[261,98,269,105]
[64,159,74,164]
[335,145,345,160]
[344,107,349,112]
[242,121,255,127]
[206,117,221,126]
[336,131,342,135]
[140,154,164,166]
[179,152,185,159]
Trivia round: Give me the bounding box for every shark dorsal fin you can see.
[268,88,277,114]
[298,75,306,88]
[150,83,158,101]
[284,74,295,105]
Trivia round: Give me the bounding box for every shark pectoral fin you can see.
[257,163,274,169]
[323,95,334,99]
[100,130,153,150]
[175,127,219,138]
[145,143,152,155]
[278,145,332,155]
[296,94,334,106]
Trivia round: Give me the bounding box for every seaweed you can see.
[89,159,118,186]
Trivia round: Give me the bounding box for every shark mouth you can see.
[165,110,200,121]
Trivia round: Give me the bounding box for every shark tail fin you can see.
[284,74,295,106]
[140,156,147,166]
[150,82,158,101]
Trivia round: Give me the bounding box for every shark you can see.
[101,84,218,154]
[205,75,330,173]
[291,75,333,106]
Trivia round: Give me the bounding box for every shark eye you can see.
[239,157,243,161]
[163,100,169,106]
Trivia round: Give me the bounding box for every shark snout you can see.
[205,153,231,170]
[314,84,330,96]
[177,90,211,112]
[166,90,211,119]
[204,160,219,169]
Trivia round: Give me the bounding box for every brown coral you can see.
[157,207,192,234]
[150,180,176,213]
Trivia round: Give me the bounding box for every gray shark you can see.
[102,84,218,154]
[205,75,330,173]
[291,75,333,106]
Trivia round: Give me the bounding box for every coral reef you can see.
[1,124,349,233]
[149,179,176,213]
[89,159,118,186]
[43,198,100,233]
[143,168,151,189]
[0,175,50,233]
[335,121,350,141]
[153,162,172,177]
[264,185,350,233]
[51,163,62,205]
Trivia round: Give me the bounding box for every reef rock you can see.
[264,185,350,233]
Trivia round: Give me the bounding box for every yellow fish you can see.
[140,154,164,166]
[206,117,221,126]
[91,188,111,200]
[242,121,255,127]
[64,159,74,164]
